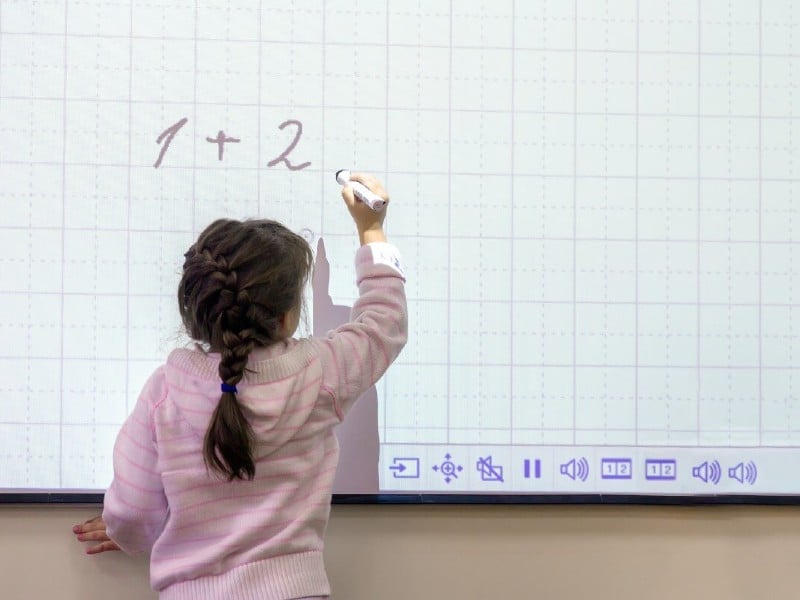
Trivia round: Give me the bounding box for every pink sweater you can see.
[103,243,407,599]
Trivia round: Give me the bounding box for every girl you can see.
[73,173,408,600]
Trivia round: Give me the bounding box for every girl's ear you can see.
[278,305,301,338]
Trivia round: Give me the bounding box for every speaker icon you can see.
[560,457,590,482]
[728,461,758,485]
[692,460,721,485]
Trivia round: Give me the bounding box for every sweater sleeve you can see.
[312,242,408,420]
[102,367,168,555]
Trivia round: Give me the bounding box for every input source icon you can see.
[389,457,420,479]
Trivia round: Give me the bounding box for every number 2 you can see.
[267,119,311,171]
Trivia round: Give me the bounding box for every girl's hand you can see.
[72,516,121,555]
[341,172,388,245]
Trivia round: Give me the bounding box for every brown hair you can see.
[178,219,313,480]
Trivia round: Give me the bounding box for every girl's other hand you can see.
[72,515,121,555]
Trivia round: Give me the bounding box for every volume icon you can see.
[728,461,758,485]
[560,457,589,482]
[692,460,721,485]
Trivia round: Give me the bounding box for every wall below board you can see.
[1,504,798,599]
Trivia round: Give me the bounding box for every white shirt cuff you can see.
[366,242,405,278]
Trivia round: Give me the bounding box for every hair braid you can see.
[202,257,260,481]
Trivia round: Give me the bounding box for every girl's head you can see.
[178,218,313,480]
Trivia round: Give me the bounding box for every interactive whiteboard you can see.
[1,0,799,500]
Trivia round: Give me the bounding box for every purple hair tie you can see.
[221,383,237,394]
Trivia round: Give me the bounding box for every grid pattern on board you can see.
[0,0,798,491]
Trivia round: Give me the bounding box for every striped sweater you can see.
[102,242,407,599]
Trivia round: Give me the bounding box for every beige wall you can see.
[1,504,798,599]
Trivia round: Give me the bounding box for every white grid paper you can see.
[0,0,799,493]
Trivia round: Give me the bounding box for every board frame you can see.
[1,492,799,505]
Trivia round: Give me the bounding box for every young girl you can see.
[73,173,407,599]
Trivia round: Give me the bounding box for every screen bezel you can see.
[1,492,799,505]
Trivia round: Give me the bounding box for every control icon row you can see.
[388,455,759,486]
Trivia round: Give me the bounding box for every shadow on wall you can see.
[312,237,379,494]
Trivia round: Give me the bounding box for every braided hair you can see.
[178,219,313,480]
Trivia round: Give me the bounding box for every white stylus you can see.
[335,169,387,212]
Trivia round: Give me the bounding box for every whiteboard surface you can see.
[1,0,799,497]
